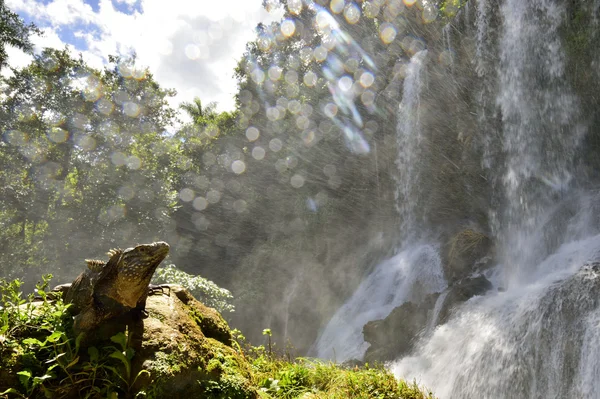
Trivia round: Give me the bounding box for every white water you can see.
[390,0,599,397]
[313,243,445,362]
[425,290,448,335]
[313,50,436,362]
[394,50,428,233]
[496,0,582,284]
[392,234,600,398]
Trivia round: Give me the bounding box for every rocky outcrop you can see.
[436,275,493,325]
[363,293,439,363]
[363,275,493,363]
[125,285,256,397]
[1,285,258,398]
[443,229,494,283]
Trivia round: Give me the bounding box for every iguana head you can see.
[112,241,170,308]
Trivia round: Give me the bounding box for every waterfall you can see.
[313,243,445,362]
[425,290,449,335]
[312,50,444,362]
[496,0,583,283]
[394,50,428,235]
[392,234,600,398]
[390,0,600,397]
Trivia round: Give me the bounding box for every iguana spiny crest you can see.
[60,241,170,333]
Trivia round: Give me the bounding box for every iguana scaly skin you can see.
[54,241,170,333]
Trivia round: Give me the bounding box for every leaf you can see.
[66,356,80,369]
[32,374,54,386]
[88,346,99,362]
[110,332,127,351]
[46,331,63,343]
[22,337,44,347]
[75,332,85,354]
[0,388,22,396]
[17,370,31,388]
[109,350,131,379]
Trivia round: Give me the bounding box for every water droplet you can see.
[231,160,246,174]
[193,197,208,211]
[252,146,266,160]
[291,174,305,188]
[179,188,195,202]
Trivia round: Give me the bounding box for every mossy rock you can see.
[443,229,494,282]
[126,285,256,398]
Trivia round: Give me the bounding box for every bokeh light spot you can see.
[193,196,208,211]
[231,160,246,174]
[111,152,126,166]
[48,128,68,143]
[314,46,328,62]
[344,3,360,24]
[269,138,283,152]
[233,199,248,213]
[380,23,397,44]
[304,71,318,87]
[96,98,114,115]
[252,146,266,160]
[123,102,141,117]
[359,72,375,88]
[330,0,345,14]
[268,66,282,81]
[118,186,136,201]
[281,19,296,37]
[179,188,195,202]
[246,126,260,141]
[207,190,222,204]
[185,44,201,60]
[290,174,305,188]
[126,155,142,170]
[338,76,353,92]
[287,0,302,14]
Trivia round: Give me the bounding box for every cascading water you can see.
[495,0,583,284]
[394,50,428,233]
[312,50,446,362]
[392,235,600,398]
[313,243,445,362]
[313,0,600,395]
[390,0,600,397]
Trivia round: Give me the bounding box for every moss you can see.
[444,229,493,282]
[1,281,434,399]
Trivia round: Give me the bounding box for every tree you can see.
[0,49,179,283]
[0,0,41,70]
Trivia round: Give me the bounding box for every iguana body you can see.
[55,242,170,333]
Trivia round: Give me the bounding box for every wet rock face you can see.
[437,275,493,325]
[362,275,493,363]
[362,294,439,363]
[443,229,495,283]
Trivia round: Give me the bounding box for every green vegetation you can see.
[252,357,433,399]
[153,264,235,314]
[0,276,434,398]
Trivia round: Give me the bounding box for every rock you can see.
[443,229,494,283]
[362,275,493,363]
[125,285,256,397]
[436,275,493,325]
[363,293,439,363]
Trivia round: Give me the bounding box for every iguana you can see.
[53,241,170,333]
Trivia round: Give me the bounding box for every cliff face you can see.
[317,0,600,363]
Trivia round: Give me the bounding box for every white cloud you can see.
[6,0,282,111]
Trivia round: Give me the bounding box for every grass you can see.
[250,356,435,399]
[0,276,436,399]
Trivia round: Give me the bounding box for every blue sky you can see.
[7,0,281,111]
